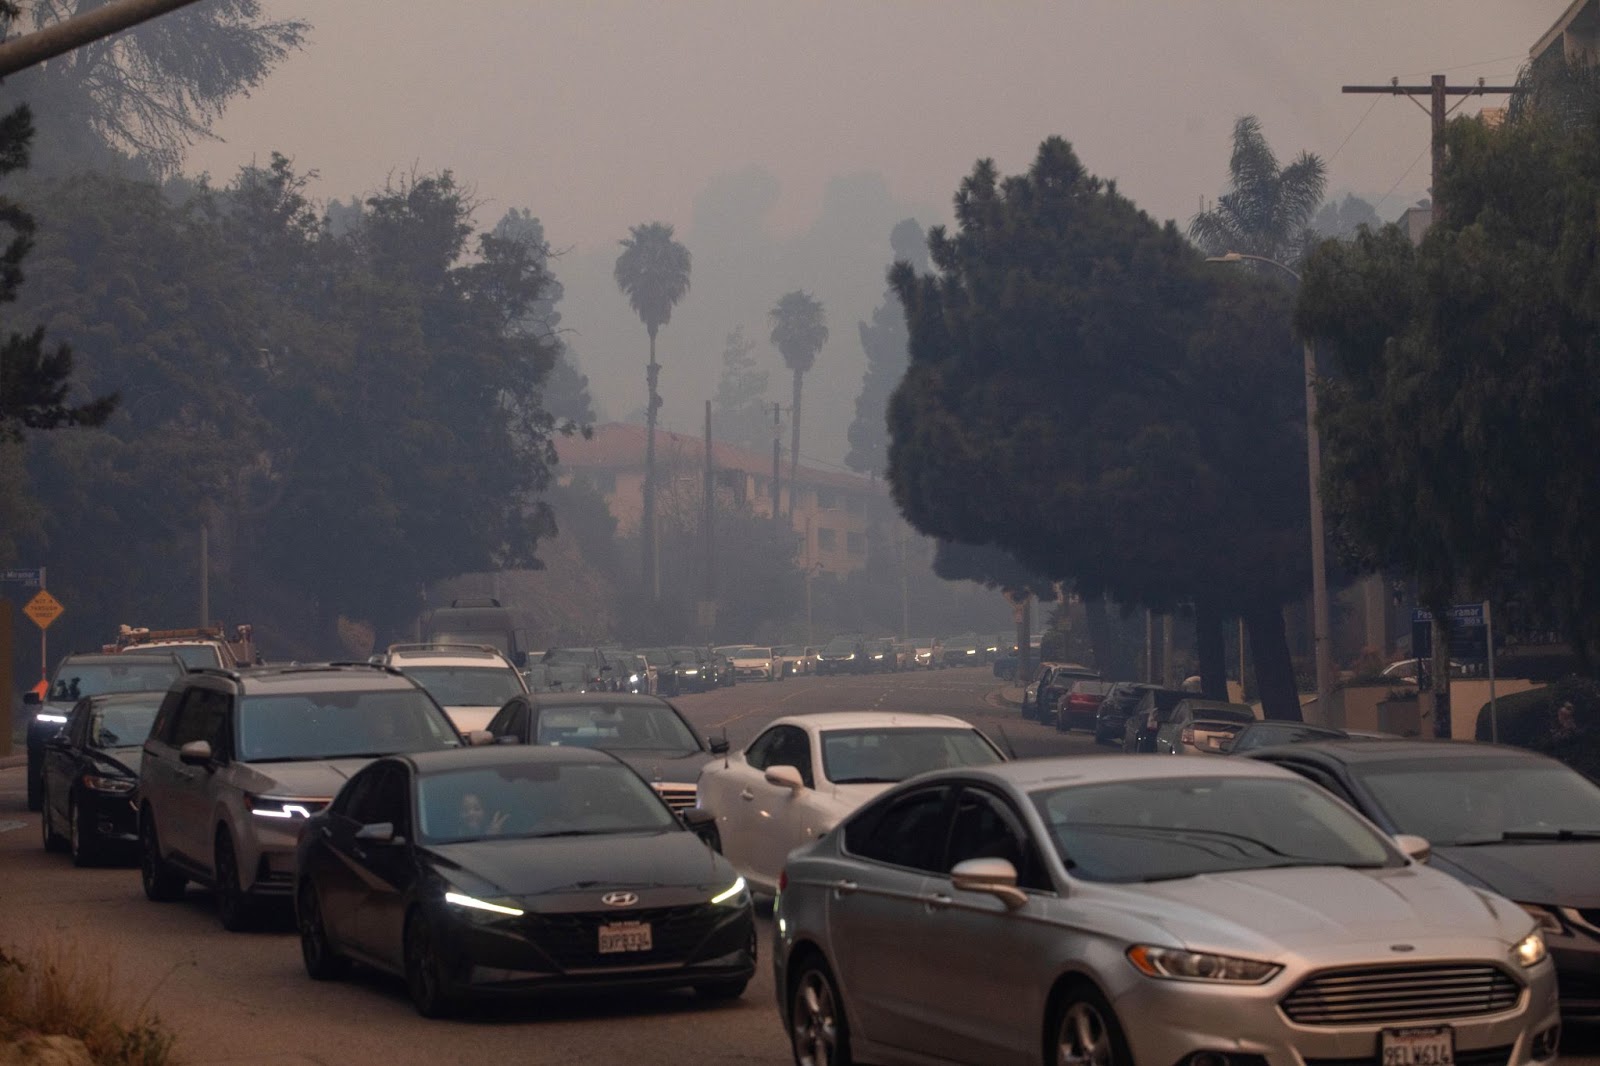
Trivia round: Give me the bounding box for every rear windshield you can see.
[821,727,1002,784]
[49,661,183,702]
[238,689,459,761]
[399,665,525,707]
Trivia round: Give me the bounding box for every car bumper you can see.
[733,665,773,679]
[1113,961,1560,1066]
[243,820,306,896]
[81,791,140,848]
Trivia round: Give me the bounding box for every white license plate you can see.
[1381,1026,1455,1066]
[598,921,652,954]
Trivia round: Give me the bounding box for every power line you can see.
[1327,94,1381,166]
[1375,144,1430,213]
[1397,53,1527,79]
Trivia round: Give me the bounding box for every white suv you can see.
[139,664,465,930]
[380,643,530,731]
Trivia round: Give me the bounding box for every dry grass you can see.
[0,939,178,1065]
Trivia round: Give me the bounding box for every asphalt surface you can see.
[1,666,1593,1064]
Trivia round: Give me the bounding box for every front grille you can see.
[1306,1046,1511,1066]
[1281,964,1521,1026]
[526,904,724,970]
[651,783,697,812]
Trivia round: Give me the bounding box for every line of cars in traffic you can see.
[24,632,1599,1063]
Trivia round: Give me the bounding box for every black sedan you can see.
[40,691,164,865]
[486,693,725,818]
[1247,739,1600,1020]
[294,745,755,1017]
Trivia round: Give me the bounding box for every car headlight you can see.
[1513,930,1548,968]
[965,649,976,655]
[843,653,855,660]
[1518,903,1563,935]
[81,773,135,794]
[34,712,68,724]
[1127,945,1281,984]
[444,891,524,917]
[684,668,699,675]
[629,673,640,684]
[710,876,748,906]
[248,796,318,819]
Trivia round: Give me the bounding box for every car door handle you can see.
[740,789,755,801]
[318,825,332,840]
[925,893,953,912]
[832,879,857,898]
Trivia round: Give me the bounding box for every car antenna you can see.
[994,723,1019,760]
[721,727,730,768]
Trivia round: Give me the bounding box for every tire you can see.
[405,910,456,1018]
[1047,981,1133,1066]
[298,879,351,980]
[695,977,748,1000]
[41,796,67,853]
[790,956,851,1066]
[69,798,99,867]
[140,815,187,902]
[213,829,257,932]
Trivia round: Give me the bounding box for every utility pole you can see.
[1341,74,1523,738]
[199,522,210,628]
[703,401,715,638]
[0,0,206,77]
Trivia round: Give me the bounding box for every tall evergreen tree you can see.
[768,290,827,520]
[712,326,771,452]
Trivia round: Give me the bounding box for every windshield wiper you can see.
[525,829,608,838]
[1497,827,1600,842]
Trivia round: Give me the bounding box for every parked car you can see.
[1091,682,1157,746]
[139,663,469,930]
[696,712,1005,894]
[1247,738,1600,1020]
[1153,699,1258,755]
[1121,686,1197,753]
[1224,720,1348,754]
[1053,679,1117,733]
[1020,662,1063,719]
[25,651,185,812]
[39,691,164,865]
[294,745,754,1016]
[815,635,867,676]
[1029,663,1101,725]
[382,643,529,732]
[487,693,723,814]
[774,755,1559,1066]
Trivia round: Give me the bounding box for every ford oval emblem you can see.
[602,891,639,907]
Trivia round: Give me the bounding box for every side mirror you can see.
[708,737,730,756]
[951,857,1029,910]
[23,691,40,706]
[1393,833,1432,864]
[464,729,495,747]
[46,733,71,750]
[178,739,213,766]
[355,821,399,845]
[764,764,806,792]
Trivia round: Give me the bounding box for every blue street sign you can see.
[1412,603,1486,627]
[0,567,42,588]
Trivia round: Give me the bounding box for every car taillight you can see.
[1180,726,1195,745]
[1069,694,1096,708]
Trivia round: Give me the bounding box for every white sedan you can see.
[696,712,1006,893]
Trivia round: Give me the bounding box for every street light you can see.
[1205,251,1334,715]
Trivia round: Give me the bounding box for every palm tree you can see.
[614,222,691,599]
[768,291,828,522]
[1188,115,1326,266]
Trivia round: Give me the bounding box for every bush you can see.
[0,941,177,1066]
[1474,674,1600,781]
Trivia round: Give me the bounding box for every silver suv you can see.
[139,664,465,930]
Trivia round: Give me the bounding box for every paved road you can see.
[0,666,1079,1066]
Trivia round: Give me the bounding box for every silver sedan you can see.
[773,756,1560,1066]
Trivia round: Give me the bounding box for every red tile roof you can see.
[557,422,883,494]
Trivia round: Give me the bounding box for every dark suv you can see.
[138,664,465,930]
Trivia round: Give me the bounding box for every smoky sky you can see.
[188,1,1568,463]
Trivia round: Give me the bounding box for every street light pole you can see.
[1205,251,1334,714]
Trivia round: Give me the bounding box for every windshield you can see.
[237,690,459,761]
[417,761,677,843]
[1353,757,1600,845]
[1187,705,1255,724]
[534,702,701,753]
[49,661,183,702]
[821,638,858,654]
[1231,723,1342,752]
[821,727,1002,784]
[740,647,774,658]
[643,649,673,666]
[430,631,510,655]
[90,697,162,748]
[668,647,702,662]
[399,665,524,707]
[123,644,221,669]
[1032,776,1398,882]
[542,648,597,666]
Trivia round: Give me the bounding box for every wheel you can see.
[41,796,67,853]
[213,830,257,931]
[1049,981,1132,1066]
[69,799,99,867]
[140,815,187,902]
[1055,708,1073,734]
[298,879,351,980]
[695,977,748,1000]
[790,956,851,1066]
[405,911,456,1018]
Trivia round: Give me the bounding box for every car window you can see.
[373,765,412,836]
[236,689,459,761]
[750,725,813,787]
[744,726,783,769]
[845,786,952,872]
[91,698,161,748]
[416,761,676,843]
[821,728,1002,784]
[336,764,387,822]
[66,699,93,748]
[170,688,232,754]
[945,787,1051,891]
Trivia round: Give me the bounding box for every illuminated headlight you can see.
[709,876,748,906]
[1513,930,1548,968]
[444,891,524,917]
[1127,945,1280,984]
[843,653,855,660]
[34,713,68,724]
[629,674,640,684]
[81,773,135,794]
[248,796,317,819]
[1519,903,1563,935]
[965,649,976,655]
[684,668,699,675]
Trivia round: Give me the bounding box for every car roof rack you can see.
[384,642,505,658]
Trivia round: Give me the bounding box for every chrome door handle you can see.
[740,789,755,801]
[925,893,953,911]
[832,879,858,897]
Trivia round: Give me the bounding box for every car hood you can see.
[1431,842,1600,908]
[426,828,729,898]
[233,757,378,798]
[1116,864,1531,956]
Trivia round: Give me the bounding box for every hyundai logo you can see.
[602,891,639,907]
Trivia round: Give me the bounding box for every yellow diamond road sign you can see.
[23,589,63,630]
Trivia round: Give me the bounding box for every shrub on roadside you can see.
[0,941,176,1066]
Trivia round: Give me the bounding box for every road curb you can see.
[0,753,25,770]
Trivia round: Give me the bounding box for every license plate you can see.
[1381,1026,1455,1066]
[598,921,652,954]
